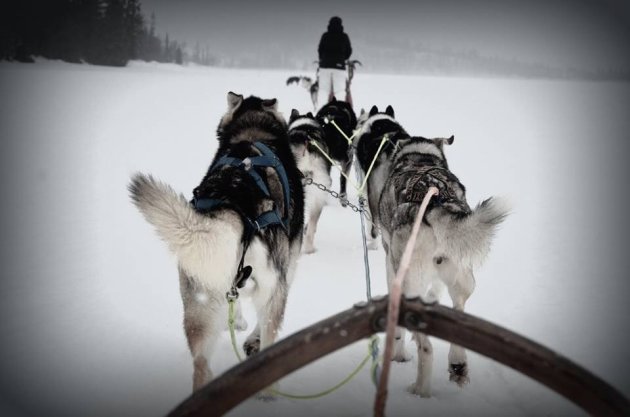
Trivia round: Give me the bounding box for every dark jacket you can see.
[318,19,352,70]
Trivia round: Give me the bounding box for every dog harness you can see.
[391,153,471,215]
[192,141,291,232]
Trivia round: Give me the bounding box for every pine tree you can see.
[123,0,144,60]
[175,46,183,65]
[163,33,170,62]
[2,0,194,67]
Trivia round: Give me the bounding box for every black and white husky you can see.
[354,105,410,247]
[378,135,509,397]
[315,98,357,204]
[288,109,331,254]
[129,92,304,391]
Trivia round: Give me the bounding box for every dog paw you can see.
[256,384,279,401]
[255,391,277,402]
[392,354,412,363]
[407,383,431,398]
[392,351,412,363]
[448,363,470,386]
[303,245,317,254]
[243,337,261,356]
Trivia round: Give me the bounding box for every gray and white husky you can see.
[288,109,331,254]
[378,135,509,397]
[354,105,410,248]
[129,92,304,391]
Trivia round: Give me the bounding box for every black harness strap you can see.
[193,142,291,232]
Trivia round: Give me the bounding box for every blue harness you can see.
[192,142,291,233]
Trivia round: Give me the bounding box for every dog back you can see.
[316,99,357,162]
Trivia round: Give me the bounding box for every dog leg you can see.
[408,332,433,398]
[385,250,412,362]
[339,158,352,207]
[393,327,411,362]
[243,323,261,357]
[445,266,475,386]
[231,299,248,331]
[258,283,288,350]
[303,197,324,254]
[179,268,224,391]
[366,190,380,249]
[247,262,290,355]
[287,238,302,287]
[253,279,289,399]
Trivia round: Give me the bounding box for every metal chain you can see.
[302,177,372,221]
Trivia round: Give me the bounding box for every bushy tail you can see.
[128,173,242,290]
[432,196,510,268]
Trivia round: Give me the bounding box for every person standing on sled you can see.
[317,16,353,109]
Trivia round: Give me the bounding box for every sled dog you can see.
[286,76,318,110]
[129,92,304,391]
[354,105,410,245]
[315,97,357,204]
[378,135,509,397]
[288,109,331,254]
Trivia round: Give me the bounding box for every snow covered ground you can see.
[0,60,629,417]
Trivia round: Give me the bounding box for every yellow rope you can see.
[310,141,357,187]
[309,126,391,197]
[358,134,389,193]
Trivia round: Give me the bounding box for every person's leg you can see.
[331,68,348,101]
[317,68,333,110]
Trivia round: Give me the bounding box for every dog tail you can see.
[434,196,510,268]
[128,173,242,291]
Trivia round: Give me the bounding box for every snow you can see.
[0,60,629,417]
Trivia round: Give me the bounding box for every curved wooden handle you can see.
[168,297,629,417]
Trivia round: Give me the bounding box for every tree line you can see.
[0,0,186,67]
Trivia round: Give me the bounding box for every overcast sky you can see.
[142,0,630,72]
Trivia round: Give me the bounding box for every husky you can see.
[129,92,304,392]
[315,97,357,205]
[378,135,509,398]
[288,109,331,254]
[354,105,410,247]
[286,76,318,110]
[286,60,362,110]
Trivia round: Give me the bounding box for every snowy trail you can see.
[0,60,629,416]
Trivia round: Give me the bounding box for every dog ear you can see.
[306,112,313,118]
[262,98,278,111]
[360,108,366,116]
[331,96,337,102]
[227,91,243,111]
[369,105,379,116]
[434,135,455,149]
[394,137,412,152]
[289,108,300,123]
[385,105,395,118]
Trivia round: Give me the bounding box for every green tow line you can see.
[227,297,379,399]
[223,116,384,399]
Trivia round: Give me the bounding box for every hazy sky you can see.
[142,0,630,71]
